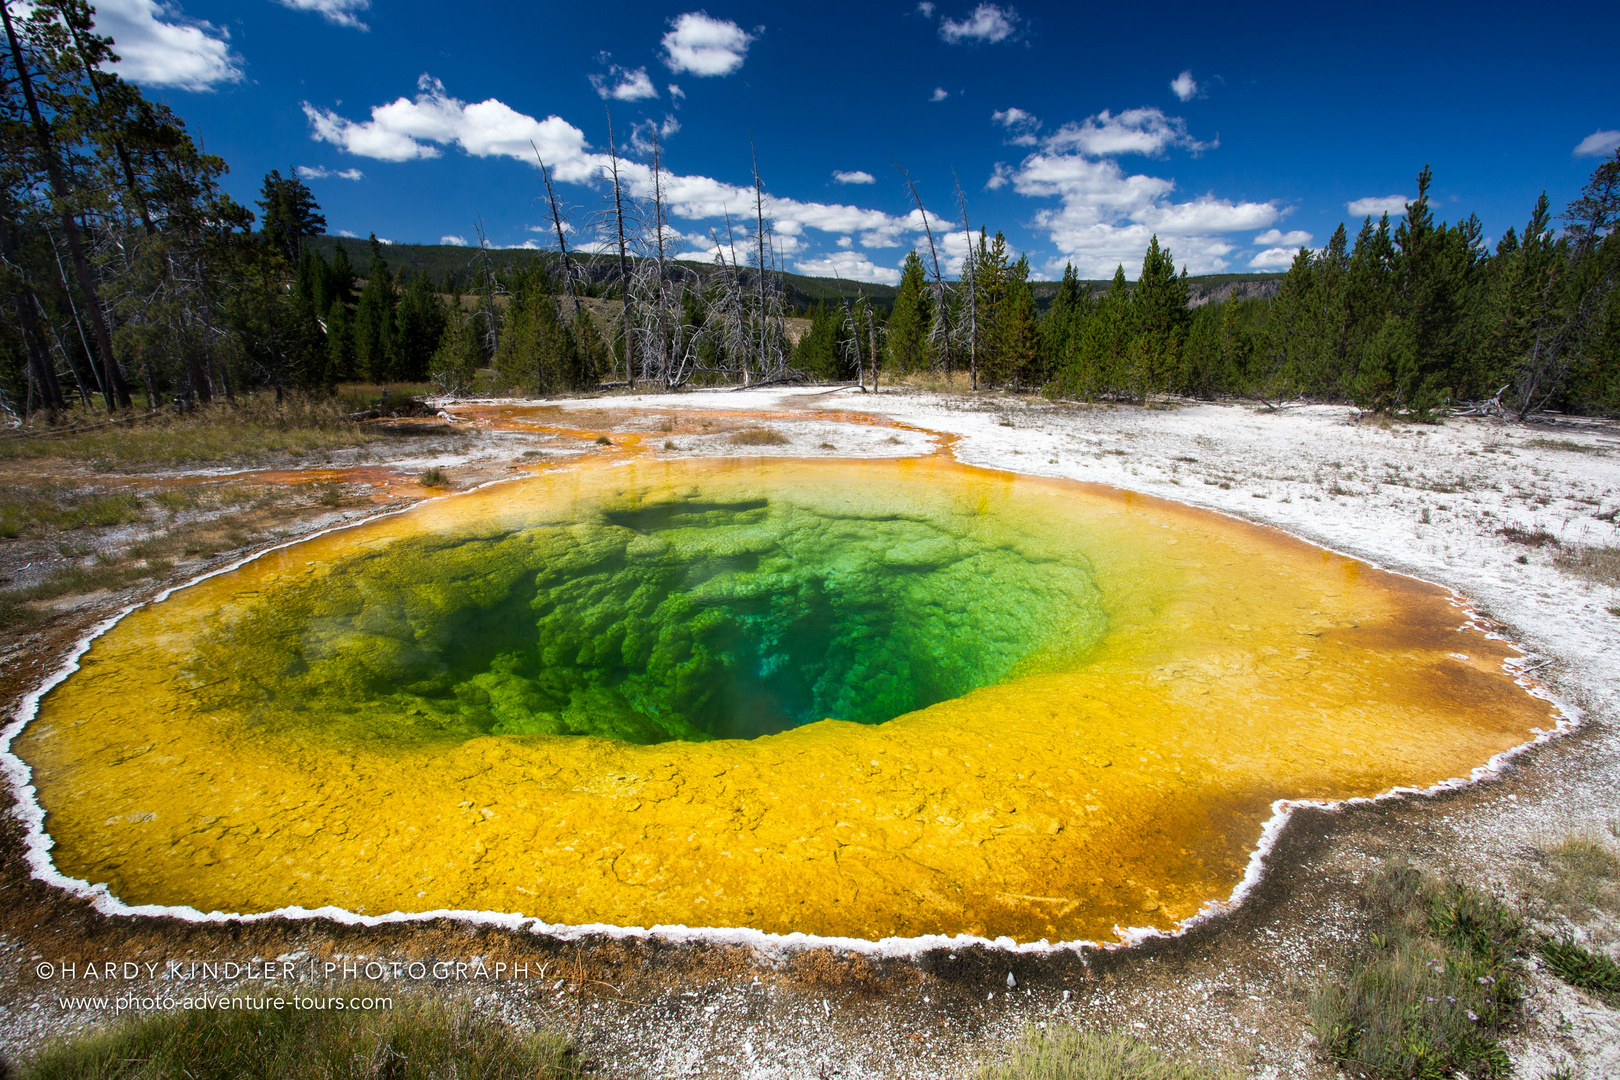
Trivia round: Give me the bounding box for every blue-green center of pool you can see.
[191,491,1108,744]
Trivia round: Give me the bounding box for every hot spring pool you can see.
[10,454,1555,943]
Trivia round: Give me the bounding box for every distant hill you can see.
[309,236,1279,313]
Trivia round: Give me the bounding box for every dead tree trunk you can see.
[532,144,582,323]
[1,2,130,408]
[893,161,952,377]
[604,110,635,388]
[750,142,770,388]
[956,176,978,391]
[867,305,879,393]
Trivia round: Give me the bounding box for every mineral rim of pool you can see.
[14,454,1554,943]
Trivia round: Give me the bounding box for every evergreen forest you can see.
[2,0,1616,421]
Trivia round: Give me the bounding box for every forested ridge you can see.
[2,0,1616,421]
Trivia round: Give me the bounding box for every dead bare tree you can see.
[531,142,582,323]
[866,302,880,393]
[469,219,503,358]
[749,142,769,388]
[892,160,953,376]
[701,218,754,383]
[623,136,700,388]
[955,173,978,390]
[602,109,636,387]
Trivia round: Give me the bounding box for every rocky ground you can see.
[0,388,1616,1078]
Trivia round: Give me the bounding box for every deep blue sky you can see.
[95,0,1619,282]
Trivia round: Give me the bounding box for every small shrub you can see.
[730,428,789,446]
[594,435,612,446]
[663,440,678,451]
[1310,862,1524,1080]
[417,467,448,488]
[1553,545,1620,587]
[17,994,580,1080]
[1538,937,1620,1004]
[1498,525,1560,548]
[319,484,345,507]
[979,1027,1235,1080]
[1516,554,1529,564]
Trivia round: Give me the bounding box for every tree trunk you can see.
[604,111,635,389]
[1,2,131,408]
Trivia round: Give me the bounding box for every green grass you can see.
[979,1027,1236,1080]
[17,994,580,1080]
[1538,937,1620,1004]
[1525,833,1620,919]
[0,487,148,539]
[1310,861,1524,1080]
[417,466,449,488]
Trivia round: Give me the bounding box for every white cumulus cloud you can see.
[1249,247,1301,270]
[1574,129,1620,158]
[441,235,468,246]
[1045,107,1208,158]
[305,76,954,268]
[90,0,242,90]
[833,170,876,185]
[795,252,901,286]
[1346,195,1410,217]
[992,106,1041,146]
[303,75,591,172]
[1254,228,1311,247]
[939,3,1020,44]
[272,0,370,30]
[930,86,949,102]
[590,65,658,102]
[916,1,936,15]
[1169,70,1201,102]
[297,165,364,181]
[661,12,755,77]
[1002,106,1275,277]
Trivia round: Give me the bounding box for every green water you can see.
[190,486,1109,745]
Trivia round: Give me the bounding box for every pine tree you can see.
[1128,236,1190,400]
[326,299,356,382]
[353,251,398,383]
[1255,247,1315,402]
[394,272,448,382]
[1039,263,1091,378]
[885,252,931,374]
[257,170,326,263]
[998,255,1038,386]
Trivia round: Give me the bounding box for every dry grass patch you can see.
[0,395,399,470]
[979,1027,1237,1080]
[1553,545,1620,587]
[1522,832,1620,921]
[1498,525,1561,548]
[730,428,790,446]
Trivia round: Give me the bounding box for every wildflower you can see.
[1467,1009,1479,1022]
